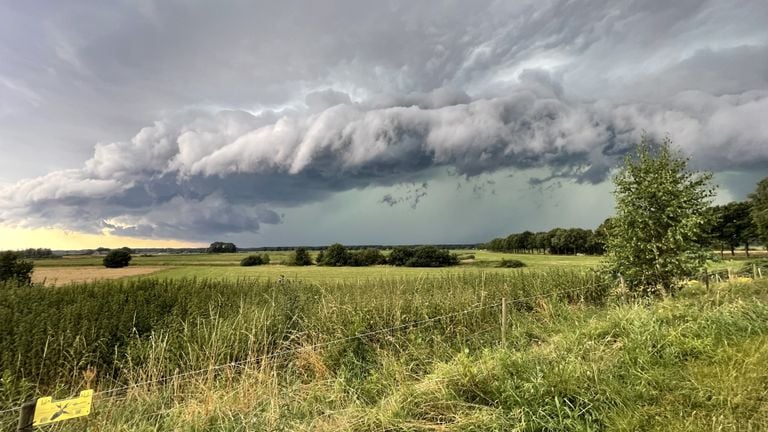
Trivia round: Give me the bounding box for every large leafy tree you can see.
[750,177,768,248]
[606,137,715,296]
[0,251,34,285]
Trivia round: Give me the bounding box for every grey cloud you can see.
[1,0,767,240]
[3,79,768,240]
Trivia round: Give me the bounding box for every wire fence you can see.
[2,269,763,421]
[0,282,604,417]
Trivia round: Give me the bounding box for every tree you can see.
[319,243,349,266]
[388,246,415,266]
[0,251,34,285]
[207,242,237,253]
[288,247,312,266]
[750,177,768,248]
[605,136,714,296]
[240,254,269,266]
[103,249,132,268]
[349,248,386,266]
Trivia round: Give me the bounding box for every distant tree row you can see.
[703,185,768,256]
[316,244,387,266]
[16,248,60,259]
[280,244,459,267]
[486,226,608,255]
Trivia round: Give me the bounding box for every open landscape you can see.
[2,2,768,431]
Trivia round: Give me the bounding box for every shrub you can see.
[388,246,458,267]
[287,248,312,266]
[103,249,132,268]
[320,243,349,266]
[0,251,34,285]
[498,259,526,268]
[207,242,237,253]
[387,246,415,266]
[348,248,386,266]
[240,254,269,266]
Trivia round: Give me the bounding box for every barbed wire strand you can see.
[1,282,604,415]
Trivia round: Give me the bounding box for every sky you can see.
[1,0,767,249]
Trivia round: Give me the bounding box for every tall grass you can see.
[0,270,605,406]
[2,273,765,430]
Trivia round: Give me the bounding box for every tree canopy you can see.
[605,137,714,296]
[0,251,34,285]
[207,242,237,253]
[750,177,768,247]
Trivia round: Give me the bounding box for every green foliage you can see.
[348,248,386,266]
[387,246,459,267]
[103,249,132,268]
[705,201,758,255]
[0,269,607,414]
[750,177,768,247]
[287,247,312,266]
[606,136,715,296]
[2,276,765,430]
[386,246,414,266]
[497,258,526,268]
[240,254,269,266]
[487,227,605,255]
[0,251,33,285]
[206,242,237,253]
[319,243,350,266]
[17,248,60,259]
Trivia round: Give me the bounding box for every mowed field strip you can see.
[31,266,166,285]
[30,250,604,285]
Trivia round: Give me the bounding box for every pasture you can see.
[30,250,601,285]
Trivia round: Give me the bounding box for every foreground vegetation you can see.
[1,270,767,430]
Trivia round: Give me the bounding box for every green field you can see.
[4,251,766,430]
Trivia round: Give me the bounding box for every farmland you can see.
[2,250,768,430]
[29,250,602,285]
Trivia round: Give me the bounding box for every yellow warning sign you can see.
[33,390,93,425]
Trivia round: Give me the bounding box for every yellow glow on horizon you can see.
[0,226,204,250]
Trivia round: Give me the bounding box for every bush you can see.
[0,251,33,285]
[387,246,415,266]
[498,259,526,268]
[240,254,270,266]
[103,249,132,268]
[287,248,312,266]
[207,242,237,253]
[349,248,386,266]
[319,243,349,266]
[389,246,458,267]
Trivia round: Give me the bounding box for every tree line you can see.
[486,226,608,255]
[487,176,768,257]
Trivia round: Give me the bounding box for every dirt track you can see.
[32,266,165,285]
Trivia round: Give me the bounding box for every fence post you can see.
[753,264,758,280]
[728,268,733,282]
[500,297,507,347]
[16,399,36,432]
[704,270,709,292]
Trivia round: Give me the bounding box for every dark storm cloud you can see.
[1,0,767,239]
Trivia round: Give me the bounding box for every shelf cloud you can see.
[1,0,766,240]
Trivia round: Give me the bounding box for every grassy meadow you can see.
[2,251,766,430]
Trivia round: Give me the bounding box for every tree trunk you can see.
[745,242,750,257]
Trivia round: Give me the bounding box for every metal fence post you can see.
[16,399,36,432]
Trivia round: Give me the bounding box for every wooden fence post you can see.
[753,264,758,280]
[16,399,36,432]
[704,270,709,292]
[501,297,507,347]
